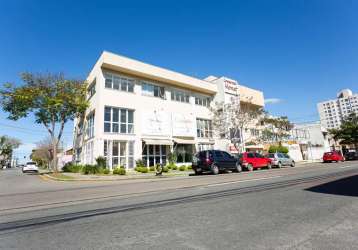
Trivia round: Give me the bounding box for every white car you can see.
[22,162,39,173]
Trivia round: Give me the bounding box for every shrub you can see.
[171,164,178,170]
[95,156,107,168]
[103,168,110,174]
[113,167,126,175]
[149,166,155,172]
[179,165,186,171]
[268,145,289,154]
[82,164,102,175]
[187,165,192,170]
[135,159,145,168]
[62,162,83,173]
[162,166,169,172]
[141,167,149,173]
[167,152,177,164]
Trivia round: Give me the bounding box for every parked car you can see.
[266,153,295,168]
[192,150,241,175]
[322,151,344,163]
[344,151,358,161]
[237,152,272,171]
[22,162,39,173]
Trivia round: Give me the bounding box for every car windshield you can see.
[267,153,275,158]
[26,162,36,165]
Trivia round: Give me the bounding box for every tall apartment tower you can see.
[317,89,358,129]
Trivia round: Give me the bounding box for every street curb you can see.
[42,173,191,182]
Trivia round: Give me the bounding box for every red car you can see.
[323,151,345,163]
[238,152,272,171]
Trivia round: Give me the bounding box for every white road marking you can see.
[340,165,352,169]
[206,175,283,187]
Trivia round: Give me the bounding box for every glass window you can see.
[195,96,211,107]
[104,106,134,134]
[86,113,95,138]
[171,89,190,103]
[196,118,213,138]
[104,73,134,93]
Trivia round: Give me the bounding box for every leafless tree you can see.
[210,96,264,152]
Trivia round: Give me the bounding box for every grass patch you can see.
[48,173,75,180]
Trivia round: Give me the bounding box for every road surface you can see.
[0,161,357,249]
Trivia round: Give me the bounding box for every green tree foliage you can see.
[329,113,358,150]
[260,116,293,143]
[0,136,21,166]
[0,73,88,171]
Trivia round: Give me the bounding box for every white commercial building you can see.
[317,89,358,129]
[290,122,331,161]
[73,51,264,170]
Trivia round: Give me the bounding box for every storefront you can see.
[104,139,135,169]
[142,139,172,167]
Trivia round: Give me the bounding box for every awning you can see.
[173,138,196,144]
[143,139,173,146]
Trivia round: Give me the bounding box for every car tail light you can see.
[205,157,213,165]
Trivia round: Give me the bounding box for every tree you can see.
[30,137,62,169]
[210,96,264,152]
[260,116,294,143]
[329,113,358,151]
[0,136,21,166]
[1,72,88,171]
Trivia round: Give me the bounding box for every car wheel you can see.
[278,162,282,168]
[211,164,219,175]
[194,169,202,175]
[267,163,272,169]
[291,161,295,167]
[235,162,242,173]
[247,164,254,172]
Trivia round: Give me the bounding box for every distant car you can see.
[266,153,295,168]
[344,151,358,161]
[192,150,241,175]
[323,151,344,163]
[237,152,272,171]
[22,162,39,173]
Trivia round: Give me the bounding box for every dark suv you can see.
[192,150,241,175]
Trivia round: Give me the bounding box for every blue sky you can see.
[0,0,357,161]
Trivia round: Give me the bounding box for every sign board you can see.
[172,113,196,137]
[142,111,171,136]
[224,78,238,95]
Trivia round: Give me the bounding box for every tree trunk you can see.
[52,138,58,173]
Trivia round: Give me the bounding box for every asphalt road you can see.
[0,162,358,249]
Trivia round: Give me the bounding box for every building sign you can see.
[224,79,238,94]
[172,113,195,137]
[142,110,171,136]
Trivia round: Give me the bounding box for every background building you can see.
[290,122,330,161]
[317,89,358,129]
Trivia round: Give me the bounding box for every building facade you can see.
[317,89,358,129]
[73,51,264,170]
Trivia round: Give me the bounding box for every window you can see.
[86,112,95,138]
[104,73,134,92]
[142,82,165,99]
[195,96,211,107]
[197,119,213,138]
[171,89,190,103]
[87,79,96,99]
[142,144,167,166]
[247,153,255,158]
[104,140,135,169]
[104,106,134,134]
[85,141,94,164]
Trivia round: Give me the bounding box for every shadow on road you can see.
[306,174,358,197]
